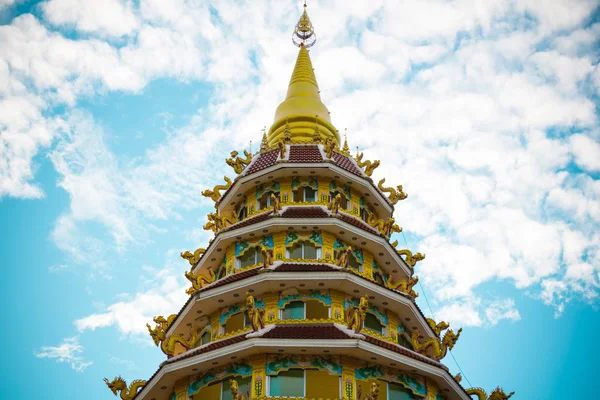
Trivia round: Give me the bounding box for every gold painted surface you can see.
[306,369,340,399]
[104,377,146,400]
[268,45,340,147]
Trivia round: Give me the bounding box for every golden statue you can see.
[346,295,368,333]
[387,275,419,298]
[367,214,401,236]
[355,152,380,177]
[184,268,216,295]
[411,327,462,361]
[104,376,146,400]
[246,292,265,331]
[327,193,341,214]
[278,139,286,159]
[466,387,515,400]
[377,178,407,204]
[261,246,274,267]
[226,150,252,174]
[180,248,206,267]
[324,137,336,158]
[426,318,450,336]
[271,193,281,214]
[397,249,425,267]
[357,380,380,400]
[204,212,237,233]
[146,315,196,356]
[335,246,353,268]
[201,176,233,202]
[229,379,248,400]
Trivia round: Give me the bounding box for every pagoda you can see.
[104,5,514,400]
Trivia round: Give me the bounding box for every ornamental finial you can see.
[293,2,316,48]
[342,128,350,154]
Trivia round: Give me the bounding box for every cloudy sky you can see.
[1,0,599,398]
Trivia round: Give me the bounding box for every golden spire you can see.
[266,3,340,147]
[342,129,350,155]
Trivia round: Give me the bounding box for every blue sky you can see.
[1,0,599,399]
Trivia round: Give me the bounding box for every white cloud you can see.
[42,0,139,37]
[0,0,598,336]
[570,134,600,172]
[35,336,92,372]
[484,299,521,325]
[109,356,138,370]
[75,265,188,336]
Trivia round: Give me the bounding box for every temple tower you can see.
[104,5,514,400]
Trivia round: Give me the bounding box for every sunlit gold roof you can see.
[267,5,340,147]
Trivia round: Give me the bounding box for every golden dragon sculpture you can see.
[347,295,368,333]
[201,176,232,202]
[184,267,216,295]
[180,247,206,267]
[246,292,265,331]
[355,152,380,177]
[226,150,252,174]
[104,376,146,400]
[377,178,408,204]
[387,275,419,298]
[367,213,401,236]
[411,327,462,361]
[204,211,237,233]
[397,249,425,267]
[466,387,515,400]
[426,318,450,336]
[146,314,196,356]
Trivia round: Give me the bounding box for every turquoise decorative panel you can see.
[266,355,342,376]
[355,364,426,397]
[235,241,250,256]
[188,363,252,395]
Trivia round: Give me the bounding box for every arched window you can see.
[200,331,211,346]
[257,184,280,210]
[388,382,416,399]
[293,185,317,202]
[280,300,304,320]
[280,300,330,320]
[348,252,363,271]
[329,190,349,210]
[286,240,321,260]
[364,312,384,334]
[268,369,305,397]
[221,311,250,335]
[236,246,264,269]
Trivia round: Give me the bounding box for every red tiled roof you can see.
[289,145,323,163]
[274,263,338,272]
[166,334,248,364]
[200,267,262,291]
[331,152,363,176]
[338,213,380,235]
[363,335,441,367]
[245,149,280,175]
[261,325,352,340]
[223,210,273,232]
[281,206,328,218]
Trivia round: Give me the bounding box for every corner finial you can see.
[293,2,316,48]
[342,129,350,155]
